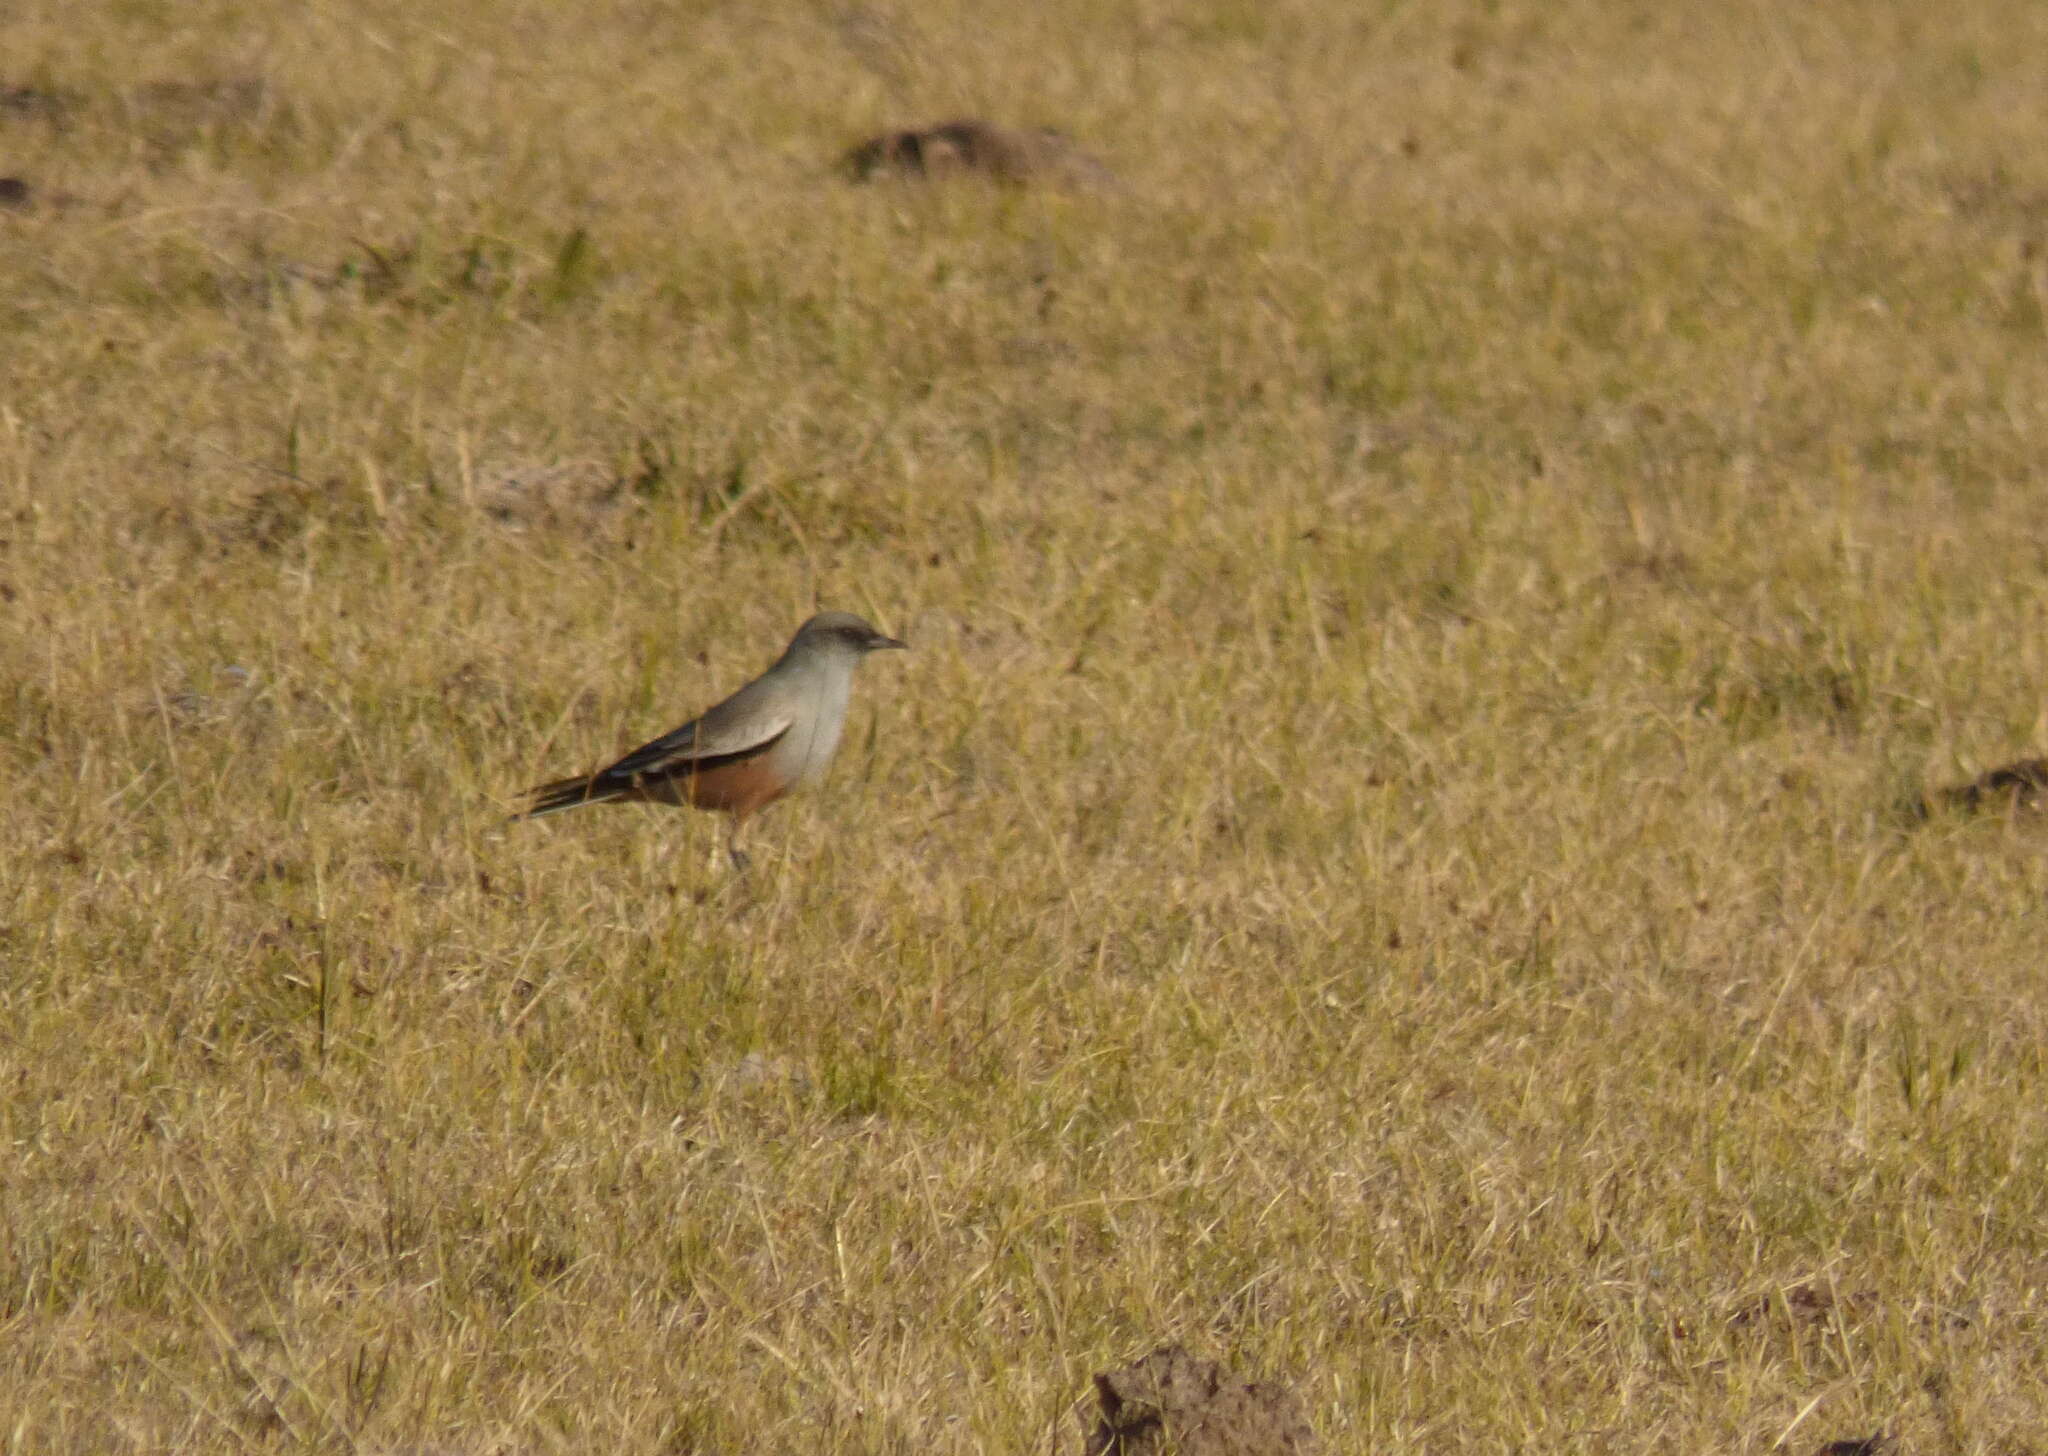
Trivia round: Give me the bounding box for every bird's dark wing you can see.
[516,710,793,818]
[602,705,793,779]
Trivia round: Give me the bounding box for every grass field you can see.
[6,0,2048,1449]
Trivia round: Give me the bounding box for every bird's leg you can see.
[725,816,753,875]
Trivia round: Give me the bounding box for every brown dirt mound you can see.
[1079,1345,1318,1456]
[840,118,1116,189]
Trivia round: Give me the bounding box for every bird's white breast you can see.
[781,662,854,789]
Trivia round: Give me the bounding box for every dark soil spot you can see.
[0,85,78,125]
[1928,757,2048,816]
[126,76,269,129]
[841,118,1117,189]
[1728,1281,1877,1331]
[1812,1437,1895,1456]
[1079,1345,1317,1456]
[470,459,640,535]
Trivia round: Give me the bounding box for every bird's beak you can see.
[870,633,908,652]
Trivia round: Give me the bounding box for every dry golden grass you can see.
[5,0,2048,1450]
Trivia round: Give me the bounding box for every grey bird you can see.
[516,611,906,868]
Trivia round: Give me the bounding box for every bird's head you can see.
[791,611,908,660]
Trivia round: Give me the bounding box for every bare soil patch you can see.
[841,118,1116,189]
[1079,1346,1317,1456]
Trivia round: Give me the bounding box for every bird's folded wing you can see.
[600,707,793,781]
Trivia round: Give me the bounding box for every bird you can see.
[514,611,907,869]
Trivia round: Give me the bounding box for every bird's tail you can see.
[513,773,628,820]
